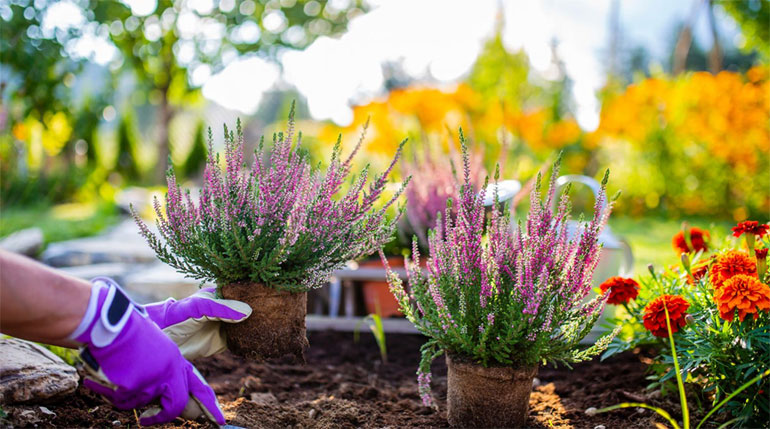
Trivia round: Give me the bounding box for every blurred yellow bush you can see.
[593,66,769,219]
[320,83,583,180]
[321,66,768,220]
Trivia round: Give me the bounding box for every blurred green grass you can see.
[609,216,732,276]
[0,202,121,248]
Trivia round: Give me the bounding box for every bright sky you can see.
[45,0,740,131]
[207,0,738,131]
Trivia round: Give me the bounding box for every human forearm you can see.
[0,250,90,347]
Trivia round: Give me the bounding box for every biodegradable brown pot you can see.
[446,354,538,428]
[220,282,308,363]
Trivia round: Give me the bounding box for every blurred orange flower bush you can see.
[593,66,770,219]
[319,83,585,181]
[319,34,768,220]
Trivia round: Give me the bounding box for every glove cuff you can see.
[67,279,104,342]
[69,277,147,348]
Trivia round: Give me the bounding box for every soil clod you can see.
[221,282,308,363]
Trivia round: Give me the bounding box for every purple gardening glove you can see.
[69,277,225,426]
[145,287,251,360]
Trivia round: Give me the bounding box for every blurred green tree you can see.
[87,0,368,182]
[180,120,207,179]
[465,23,579,175]
[0,2,81,119]
[0,1,94,204]
[115,110,140,181]
[467,29,540,110]
[717,0,769,60]
[73,97,104,166]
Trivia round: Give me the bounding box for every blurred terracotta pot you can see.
[359,257,404,317]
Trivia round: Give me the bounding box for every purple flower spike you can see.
[133,105,409,292]
[384,130,617,406]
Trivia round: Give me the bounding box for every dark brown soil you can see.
[221,283,308,363]
[2,331,708,428]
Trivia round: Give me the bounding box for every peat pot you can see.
[446,354,538,428]
[220,282,308,363]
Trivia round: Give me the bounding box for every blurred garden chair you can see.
[484,175,633,282]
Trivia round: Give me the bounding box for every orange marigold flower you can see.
[599,276,640,305]
[643,295,690,338]
[709,250,757,289]
[687,260,711,285]
[672,227,709,255]
[732,221,770,238]
[713,274,770,322]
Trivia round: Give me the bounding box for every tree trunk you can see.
[673,0,705,75]
[156,89,174,184]
[707,0,722,74]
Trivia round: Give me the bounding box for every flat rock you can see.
[41,220,158,267]
[249,392,277,406]
[58,262,138,284]
[42,239,157,267]
[0,228,44,256]
[122,263,210,303]
[0,339,79,404]
[58,262,203,304]
[114,187,151,215]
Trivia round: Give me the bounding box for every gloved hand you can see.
[145,287,251,360]
[69,277,225,426]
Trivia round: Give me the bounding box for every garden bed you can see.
[3,331,693,428]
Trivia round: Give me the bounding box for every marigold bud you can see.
[756,248,768,279]
[685,314,695,325]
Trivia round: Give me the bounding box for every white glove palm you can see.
[145,287,251,360]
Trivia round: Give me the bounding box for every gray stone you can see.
[42,238,157,267]
[16,409,42,425]
[115,187,200,216]
[114,187,151,215]
[59,262,137,283]
[0,339,79,404]
[42,220,158,267]
[249,392,277,406]
[0,228,44,256]
[106,218,160,240]
[39,406,56,416]
[122,263,210,303]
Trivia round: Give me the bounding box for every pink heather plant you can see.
[401,143,485,250]
[133,110,408,292]
[383,130,619,406]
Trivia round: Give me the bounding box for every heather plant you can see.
[401,142,485,250]
[133,110,408,292]
[383,130,618,406]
